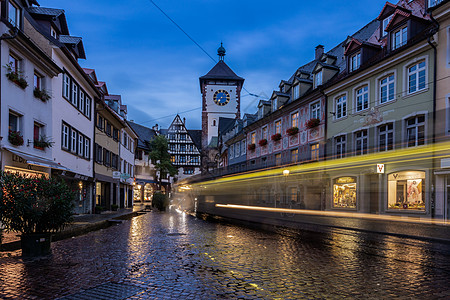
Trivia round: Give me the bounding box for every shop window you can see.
[333,177,357,209]
[388,171,425,211]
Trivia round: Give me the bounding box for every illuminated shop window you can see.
[333,177,357,209]
[388,171,425,211]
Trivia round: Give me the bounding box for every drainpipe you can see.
[0,27,19,166]
[427,11,439,218]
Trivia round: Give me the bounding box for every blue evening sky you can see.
[41,0,388,129]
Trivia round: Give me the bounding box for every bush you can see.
[111,204,119,211]
[152,191,168,211]
[0,172,75,234]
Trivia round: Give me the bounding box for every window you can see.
[251,132,256,144]
[408,61,426,94]
[84,138,90,159]
[275,120,282,134]
[272,98,278,112]
[388,171,425,211]
[184,168,194,175]
[335,135,346,159]
[78,134,84,157]
[170,155,175,163]
[406,115,425,147]
[8,111,20,132]
[291,112,299,128]
[311,143,319,161]
[242,140,246,155]
[62,123,69,150]
[180,134,186,141]
[95,144,103,163]
[354,130,368,155]
[235,142,240,157]
[33,123,43,149]
[380,74,395,103]
[180,156,186,163]
[97,115,104,130]
[8,1,20,27]
[293,85,299,100]
[70,129,77,153]
[8,54,19,73]
[291,149,298,163]
[392,26,408,50]
[34,72,42,90]
[262,126,268,140]
[180,144,186,152]
[63,73,70,99]
[310,101,321,119]
[275,153,282,165]
[314,71,322,88]
[79,91,85,114]
[382,15,393,35]
[105,121,112,136]
[333,177,357,209]
[378,123,394,151]
[71,82,78,107]
[85,97,91,118]
[355,85,369,112]
[113,128,119,141]
[123,132,128,147]
[50,27,57,39]
[104,150,111,167]
[350,52,361,72]
[229,144,234,158]
[335,95,347,119]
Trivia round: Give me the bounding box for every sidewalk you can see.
[0,203,150,251]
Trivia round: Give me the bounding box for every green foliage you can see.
[0,172,75,234]
[152,191,168,211]
[33,87,51,102]
[4,63,28,89]
[148,135,177,187]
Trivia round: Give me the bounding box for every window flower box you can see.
[33,136,52,150]
[33,88,51,102]
[248,143,256,151]
[306,118,320,129]
[286,127,299,136]
[258,139,268,146]
[5,64,28,89]
[8,130,24,146]
[271,133,282,141]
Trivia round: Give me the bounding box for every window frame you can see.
[354,84,369,113]
[314,71,323,88]
[8,110,21,132]
[310,143,320,161]
[291,111,299,128]
[8,53,20,73]
[262,126,268,140]
[61,123,70,150]
[405,114,426,147]
[334,94,347,120]
[392,26,408,50]
[275,119,282,134]
[350,52,361,72]
[405,57,428,95]
[8,1,21,28]
[335,135,346,159]
[293,84,299,100]
[310,100,321,120]
[377,122,394,152]
[377,71,396,105]
[354,129,369,155]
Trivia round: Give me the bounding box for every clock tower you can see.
[199,43,244,150]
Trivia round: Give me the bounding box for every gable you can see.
[377,2,397,21]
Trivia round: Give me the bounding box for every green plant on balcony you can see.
[33,87,51,102]
[33,136,53,150]
[4,63,28,89]
[306,118,320,129]
[8,130,24,146]
[271,133,282,141]
[286,127,299,136]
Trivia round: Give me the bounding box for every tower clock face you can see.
[213,89,230,106]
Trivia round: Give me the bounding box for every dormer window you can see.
[350,52,361,72]
[392,26,408,50]
[382,15,393,35]
[314,71,322,88]
[258,107,263,119]
[272,98,278,112]
[8,1,20,28]
[293,85,299,100]
[51,27,58,39]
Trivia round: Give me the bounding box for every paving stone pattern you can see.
[1,211,450,299]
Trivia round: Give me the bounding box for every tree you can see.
[148,135,177,190]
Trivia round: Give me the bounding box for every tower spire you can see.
[217,42,226,61]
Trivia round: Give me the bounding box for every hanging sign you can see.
[377,164,385,174]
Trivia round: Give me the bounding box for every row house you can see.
[325,0,435,215]
[162,115,202,181]
[128,121,158,202]
[104,94,138,208]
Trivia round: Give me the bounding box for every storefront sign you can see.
[11,154,28,165]
[112,171,121,179]
[377,164,385,174]
[74,174,89,181]
[334,177,355,184]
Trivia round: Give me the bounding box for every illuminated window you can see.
[335,95,347,119]
[378,123,394,151]
[355,85,369,112]
[291,112,299,128]
[170,155,175,163]
[251,132,256,144]
[275,153,282,165]
[408,61,426,94]
[291,149,298,163]
[354,129,368,155]
[262,126,268,140]
[333,177,357,209]
[350,52,361,72]
[335,135,346,158]
[388,171,425,211]
[275,120,282,134]
[311,143,319,161]
[406,115,425,147]
[310,101,321,119]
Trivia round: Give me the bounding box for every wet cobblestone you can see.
[1,210,450,299]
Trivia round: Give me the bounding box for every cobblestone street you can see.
[1,210,450,299]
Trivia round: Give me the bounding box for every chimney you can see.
[315,45,324,60]
[183,117,186,125]
[153,124,159,132]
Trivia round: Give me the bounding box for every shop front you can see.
[332,176,357,209]
[119,173,134,208]
[95,173,119,211]
[387,170,426,212]
[133,179,156,204]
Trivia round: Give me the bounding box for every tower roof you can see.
[199,60,244,81]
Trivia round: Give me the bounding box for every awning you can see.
[4,147,72,171]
